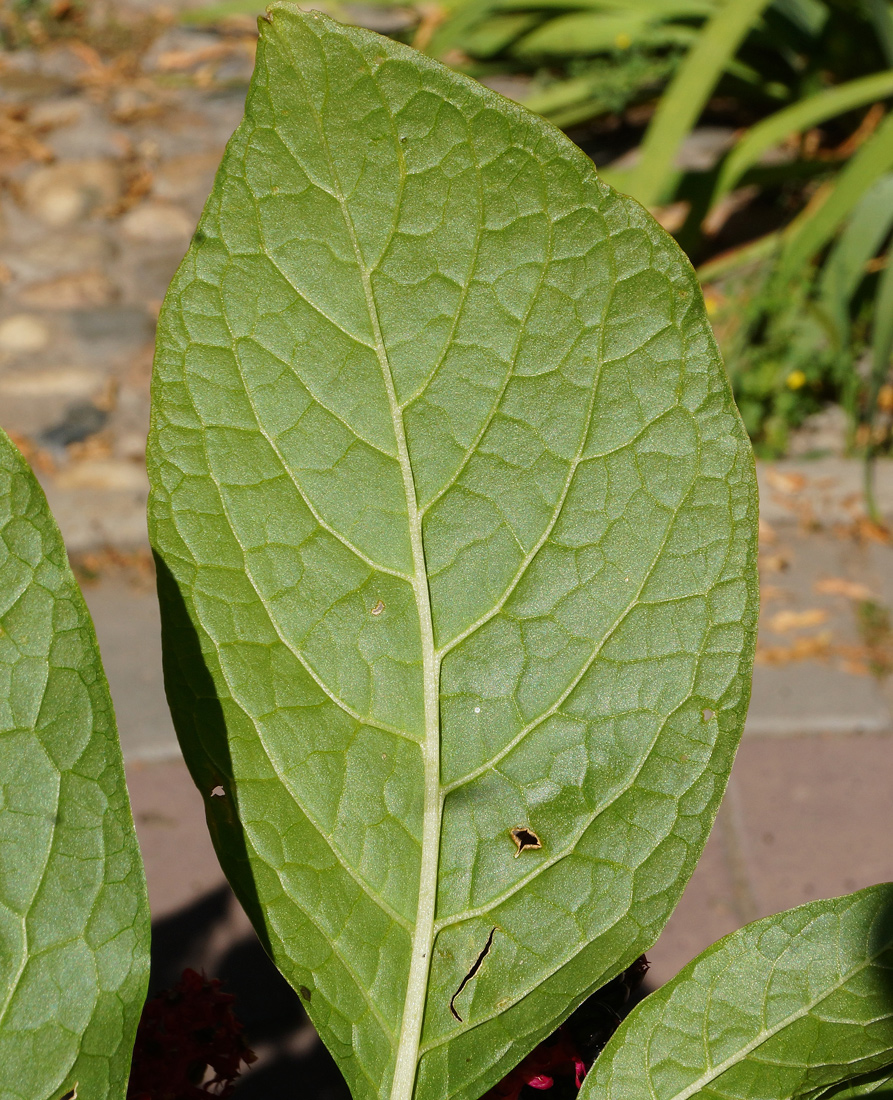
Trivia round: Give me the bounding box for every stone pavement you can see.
[2,6,892,1093]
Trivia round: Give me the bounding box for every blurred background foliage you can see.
[4,0,892,505]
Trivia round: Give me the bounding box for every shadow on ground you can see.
[149,886,351,1098]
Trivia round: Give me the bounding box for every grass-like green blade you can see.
[865,0,893,67]
[777,110,893,281]
[492,0,715,11]
[866,235,893,521]
[771,0,828,37]
[711,70,893,208]
[513,13,695,58]
[871,235,893,388]
[460,13,540,57]
[622,0,773,207]
[0,427,150,1100]
[817,173,893,342]
[581,884,893,1100]
[147,7,758,1099]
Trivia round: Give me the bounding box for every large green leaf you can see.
[147,7,758,1099]
[0,427,150,1100]
[580,884,893,1100]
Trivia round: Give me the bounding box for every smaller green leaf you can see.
[0,427,150,1100]
[812,1065,893,1100]
[580,884,893,1100]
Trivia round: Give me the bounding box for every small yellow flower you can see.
[615,31,632,49]
[786,370,807,390]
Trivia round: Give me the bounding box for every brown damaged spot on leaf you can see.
[450,927,496,1023]
[510,826,542,857]
[299,986,312,1002]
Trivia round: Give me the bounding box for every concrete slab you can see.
[746,662,892,736]
[728,733,893,917]
[81,576,179,761]
[757,458,893,525]
[752,523,893,736]
[43,479,149,553]
[126,757,224,918]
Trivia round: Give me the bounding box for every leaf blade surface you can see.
[147,8,759,1099]
[0,427,150,1100]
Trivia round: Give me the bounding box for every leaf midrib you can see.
[275,31,442,1100]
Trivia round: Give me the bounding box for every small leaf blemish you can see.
[510,826,542,857]
[702,708,715,722]
[299,985,312,1002]
[371,600,385,616]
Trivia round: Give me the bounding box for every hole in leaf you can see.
[59,1088,77,1100]
[702,708,715,723]
[510,826,542,857]
[370,600,385,616]
[210,785,225,798]
[449,927,496,1022]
